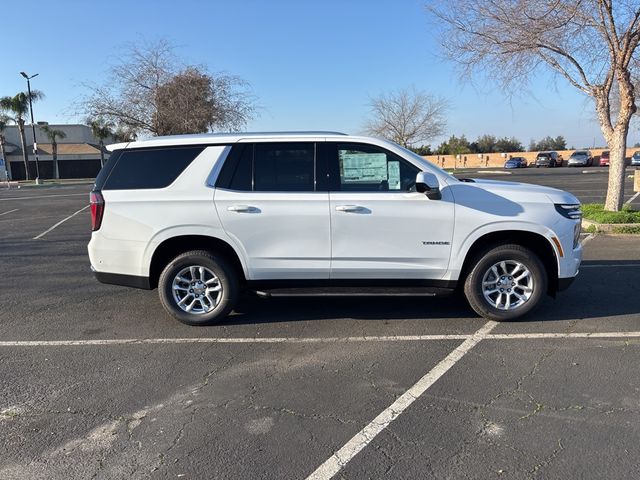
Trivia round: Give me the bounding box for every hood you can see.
[462,178,580,205]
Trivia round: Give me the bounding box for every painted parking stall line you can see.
[0,334,472,347]
[33,205,89,240]
[0,192,87,201]
[0,208,18,216]
[5,330,640,348]
[305,321,498,480]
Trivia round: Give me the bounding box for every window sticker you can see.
[387,161,400,190]
[339,151,388,184]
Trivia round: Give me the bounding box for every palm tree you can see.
[40,125,67,180]
[87,117,114,167]
[0,90,44,180]
[0,114,9,180]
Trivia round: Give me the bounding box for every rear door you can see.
[214,142,330,280]
[326,142,455,279]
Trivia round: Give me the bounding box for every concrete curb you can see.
[582,218,640,233]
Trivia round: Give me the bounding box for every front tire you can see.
[463,244,547,321]
[158,250,239,325]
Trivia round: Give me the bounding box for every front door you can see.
[326,142,455,279]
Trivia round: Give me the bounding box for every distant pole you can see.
[20,72,41,184]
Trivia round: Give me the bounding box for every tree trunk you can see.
[99,140,105,167]
[604,126,629,211]
[0,138,8,181]
[17,120,30,181]
[53,142,59,180]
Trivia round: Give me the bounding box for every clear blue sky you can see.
[1,0,635,148]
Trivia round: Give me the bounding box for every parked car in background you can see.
[599,151,610,166]
[504,156,528,169]
[632,151,640,166]
[567,150,593,167]
[535,151,562,168]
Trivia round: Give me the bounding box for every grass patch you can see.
[582,203,640,224]
[611,225,640,234]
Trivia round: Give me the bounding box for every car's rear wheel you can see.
[158,250,239,325]
[464,244,547,321]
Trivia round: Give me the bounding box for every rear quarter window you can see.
[102,146,205,190]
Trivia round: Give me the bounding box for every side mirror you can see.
[415,172,442,200]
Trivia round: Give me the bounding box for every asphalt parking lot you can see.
[1,171,639,480]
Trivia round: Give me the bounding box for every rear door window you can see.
[216,142,317,192]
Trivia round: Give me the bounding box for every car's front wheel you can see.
[464,244,547,321]
[158,250,239,325]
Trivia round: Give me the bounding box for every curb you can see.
[582,218,640,234]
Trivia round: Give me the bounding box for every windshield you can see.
[571,152,586,157]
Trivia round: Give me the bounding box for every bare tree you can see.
[428,0,640,211]
[364,87,448,148]
[80,39,256,137]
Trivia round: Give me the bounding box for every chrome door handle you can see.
[227,205,259,213]
[335,205,366,212]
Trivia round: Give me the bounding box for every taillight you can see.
[90,191,105,231]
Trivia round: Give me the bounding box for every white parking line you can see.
[487,332,640,339]
[305,321,498,480]
[626,192,640,204]
[0,193,87,201]
[581,263,639,268]
[32,205,89,240]
[4,330,640,347]
[0,334,472,347]
[0,208,18,216]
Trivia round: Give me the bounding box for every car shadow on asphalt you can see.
[222,261,640,326]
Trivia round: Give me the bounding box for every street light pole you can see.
[20,72,41,184]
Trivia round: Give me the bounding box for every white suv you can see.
[88,132,582,325]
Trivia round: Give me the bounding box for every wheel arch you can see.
[457,230,560,296]
[149,235,247,289]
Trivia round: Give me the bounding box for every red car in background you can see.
[599,151,610,166]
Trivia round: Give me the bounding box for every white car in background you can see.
[88,132,582,325]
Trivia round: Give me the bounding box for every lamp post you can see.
[20,72,41,184]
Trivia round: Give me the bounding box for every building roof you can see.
[37,143,102,155]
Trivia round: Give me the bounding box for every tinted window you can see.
[94,150,122,191]
[253,143,315,192]
[102,146,204,190]
[328,143,419,192]
[228,144,252,191]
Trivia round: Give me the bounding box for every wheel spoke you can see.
[174,285,189,292]
[185,298,197,312]
[199,267,205,282]
[205,293,216,307]
[205,277,219,286]
[178,294,192,306]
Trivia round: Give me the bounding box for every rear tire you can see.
[463,244,547,321]
[158,250,239,325]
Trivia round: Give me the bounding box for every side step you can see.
[252,287,454,298]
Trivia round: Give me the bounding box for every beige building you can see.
[1,123,115,181]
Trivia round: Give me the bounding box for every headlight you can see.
[555,204,582,220]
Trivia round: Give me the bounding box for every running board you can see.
[252,287,454,298]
